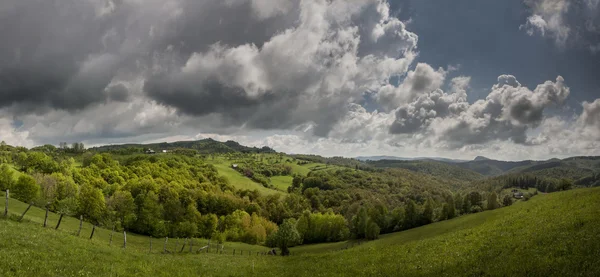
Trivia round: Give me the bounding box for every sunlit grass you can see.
[2,182,599,276]
[206,159,283,195]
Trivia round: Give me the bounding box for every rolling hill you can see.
[356,155,468,163]
[2,187,599,276]
[91,138,275,154]
[449,156,600,186]
[367,159,485,182]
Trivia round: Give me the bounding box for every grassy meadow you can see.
[204,154,341,194]
[1,187,599,276]
[206,160,282,195]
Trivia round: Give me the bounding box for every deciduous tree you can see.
[13,175,39,203]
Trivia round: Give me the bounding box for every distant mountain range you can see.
[364,155,600,186]
[355,155,469,163]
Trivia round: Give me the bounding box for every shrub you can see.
[13,175,39,203]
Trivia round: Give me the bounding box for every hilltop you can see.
[90,138,276,154]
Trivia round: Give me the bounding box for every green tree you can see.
[53,173,78,201]
[404,200,418,229]
[295,210,311,242]
[446,196,456,219]
[487,192,499,210]
[502,195,513,206]
[271,218,302,256]
[0,163,14,191]
[463,194,472,214]
[468,192,483,209]
[440,203,450,221]
[56,197,78,216]
[389,207,405,231]
[198,214,219,238]
[13,175,39,203]
[421,198,434,225]
[107,190,136,229]
[352,206,369,238]
[365,219,380,240]
[133,191,165,237]
[172,221,198,238]
[78,184,106,224]
[454,193,463,215]
[558,179,573,191]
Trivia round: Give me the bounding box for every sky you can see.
[0,0,599,161]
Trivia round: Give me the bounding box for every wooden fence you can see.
[2,190,277,257]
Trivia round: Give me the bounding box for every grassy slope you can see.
[207,160,283,195]
[0,219,270,277]
[270,176,293,191]
[1,188,599,276]
[283,188,600,276]
[0,192,269,255]
[206,155,338,193]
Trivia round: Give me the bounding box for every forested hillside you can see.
[0,139,592,255]
[367,160,484,182]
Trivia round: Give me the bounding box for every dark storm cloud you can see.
[143,0,419,137]
[0,0,125,111]
[3,0,599,159]
[149,0,300,57]
[105,83,130,102]
[1,0,418,138]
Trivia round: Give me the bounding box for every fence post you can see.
[164,237,168,253]
[18,202,33,222]
[77,215,83,236]
[123,231,127,249]
[150,237,153,253]
[175,238,179,253]
[90,225,96,239]
[43,204,49,227]
[189,238,192,253]
[180,238,187,253]
[233,249,235,255]
[55,214,64,229]
[109,226,115,246]
[4,189,8,217]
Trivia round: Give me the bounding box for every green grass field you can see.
[203,153,349,194]
[1,188,599,276]
[270,176,293,191]
[206,160,283,195]
[205,155,336,194]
